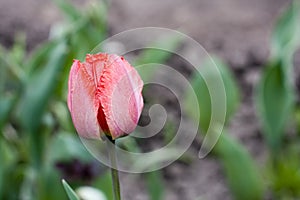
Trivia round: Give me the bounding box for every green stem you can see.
[109,139,121,200]
[111,165,121,200]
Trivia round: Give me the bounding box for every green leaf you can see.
[19,43,68,133]
[0,45,26,82]
[46,133,94,165]
[20,168,37,200]
[257,1,299,154]
[215,133,264,200]
[295,106,300,134]
[256,62,294,152]
[39,168,66,200]
[25,41,57,74]
[0,140,18,198]
[271,0,300,63]
[62,179,80,200]
[145,171,165,200]
[185,56,239,132]
[0,95,16,129]
[1,165,25,199]
[53,0,81,21]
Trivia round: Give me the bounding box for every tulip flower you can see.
[68,53,144,140]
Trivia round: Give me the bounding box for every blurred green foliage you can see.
[185,57,240,133]
[256,1,300,198]
[0,0,299,200]
[185,1,300,200]
[267,145,300,199]
[0,0,179,199]
[185,57,264,200]
[215,133,263,200]
[256,0,300,154]
[0,0,109,197]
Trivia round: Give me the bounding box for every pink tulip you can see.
[67,53,144,140]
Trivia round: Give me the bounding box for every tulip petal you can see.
[99,54,144,139]
[68,55,106,139]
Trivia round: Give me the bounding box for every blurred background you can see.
[0,0,299,199]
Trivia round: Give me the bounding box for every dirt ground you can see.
[0,0,292,199]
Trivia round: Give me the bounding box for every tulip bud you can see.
[68,53,144,140]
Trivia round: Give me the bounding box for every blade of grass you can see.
[62,179,80,200]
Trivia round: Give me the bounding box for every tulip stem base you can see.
[109,138,121,200]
